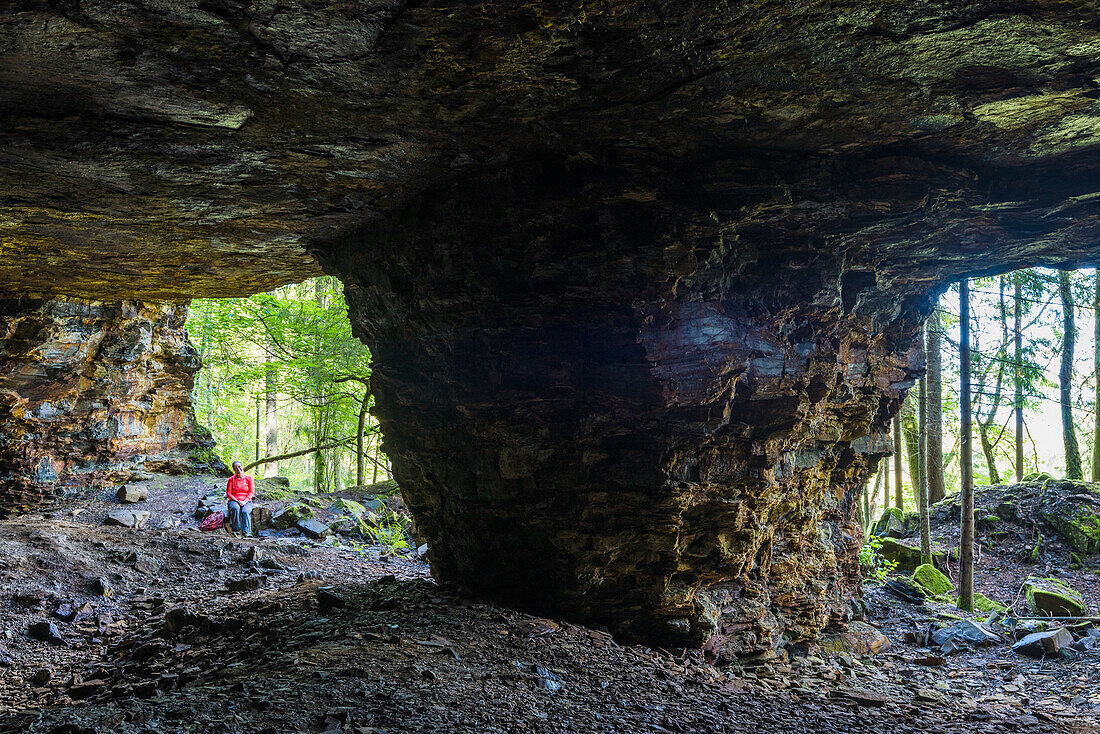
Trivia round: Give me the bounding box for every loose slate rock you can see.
[227,575,266,592]
[931,620,999,650]
[28,620,64,644]
[297,518,333,540]
[317,586,347,611]
[105,509,150,529]
[1012,627,1074,658]
[116,485,148,504]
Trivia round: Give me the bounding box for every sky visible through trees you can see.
[914,266,1099,502]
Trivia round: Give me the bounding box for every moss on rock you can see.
[878,538,949,572]
[1040,496,1100,555]
[1023,576,1086,617]
[970,592,1006,614]
[912,564,953,596]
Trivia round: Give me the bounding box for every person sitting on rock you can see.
[225,461,255,537]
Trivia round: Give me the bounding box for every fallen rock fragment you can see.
[1023,577,1086,617]
[931,620,999,652]
[28,620,65,644]
[317,586,346,611]
[227,575,266,592]
[297,518,333,540]
[105,509,150,529]
[1011,627,1074,658]
[833,688,887,707]
[817,621,890,655]
[91,577,112,597]
[116,485,148,504]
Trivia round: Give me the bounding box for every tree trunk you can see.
[1015,274,1024,482]
[901,397,920,493]
[893,415,903,508]
[959,278,975,612]
[264,354,278,478]
[1059,270,1083,480]
[883,454,890,515]
[1093,270,1100,482]
[357,389,370,486]
[926,306,946,504]
[978,424,1001,485]
[372,431,381,484]
[254,397,261,462]
[918,325,932,566]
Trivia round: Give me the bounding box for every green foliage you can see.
[188,277,388,492]
[859,536,898,582]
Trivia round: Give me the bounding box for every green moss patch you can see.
[912,564,953,596]
[1023,576,1086,617]
[970,592,1006,614]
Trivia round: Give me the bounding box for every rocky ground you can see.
[0,475,1097,733]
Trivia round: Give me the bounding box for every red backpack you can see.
[199,512,225,531]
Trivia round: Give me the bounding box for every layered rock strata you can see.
[0,298,217,514]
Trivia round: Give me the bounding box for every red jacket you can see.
[226,475,255,503]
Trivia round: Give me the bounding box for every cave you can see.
[5,0,1100,668]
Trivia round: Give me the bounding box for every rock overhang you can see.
[8,1,1100,652]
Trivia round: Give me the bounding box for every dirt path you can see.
[0,476,1096,733]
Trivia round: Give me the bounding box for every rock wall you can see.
[0,298,218,514]
[315,160,928,658]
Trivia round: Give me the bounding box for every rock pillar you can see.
[315,161,929,656]
[0,298,218,513]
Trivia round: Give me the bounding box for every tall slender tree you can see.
[1014,273,1024,482]
[1058,270,1083,480]
[893,415,904,508]
[917,326,932,565]
[264,353,278,478]
[959,278,975,612]
[926,306,946,503]
[1093,270,1100,482]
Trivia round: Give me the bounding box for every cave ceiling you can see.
[4,2,1100,301]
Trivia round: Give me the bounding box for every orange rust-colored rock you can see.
[0,298,222,514]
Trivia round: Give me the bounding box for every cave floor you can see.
[0,476,1095,733]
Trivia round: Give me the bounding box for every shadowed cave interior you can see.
[4,1,1100,731]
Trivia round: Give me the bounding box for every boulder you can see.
[1040,491,1100,555]
[931,621,999,649]
[816,621,890,656]
[1023,577,1086,617]
[878,538,949,572]
[911,564,953,597]
[873,508,908,539]
[331,498,366,518]
[1012,627,1073,658]
[272,504,313,530]
[105,509,150,529]
[116,485,148,504]
[297,518,333,540]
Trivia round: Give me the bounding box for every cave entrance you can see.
[187,275,388,494]
[865,265,1100,527]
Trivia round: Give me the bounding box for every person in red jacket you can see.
[225,461,255,537]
